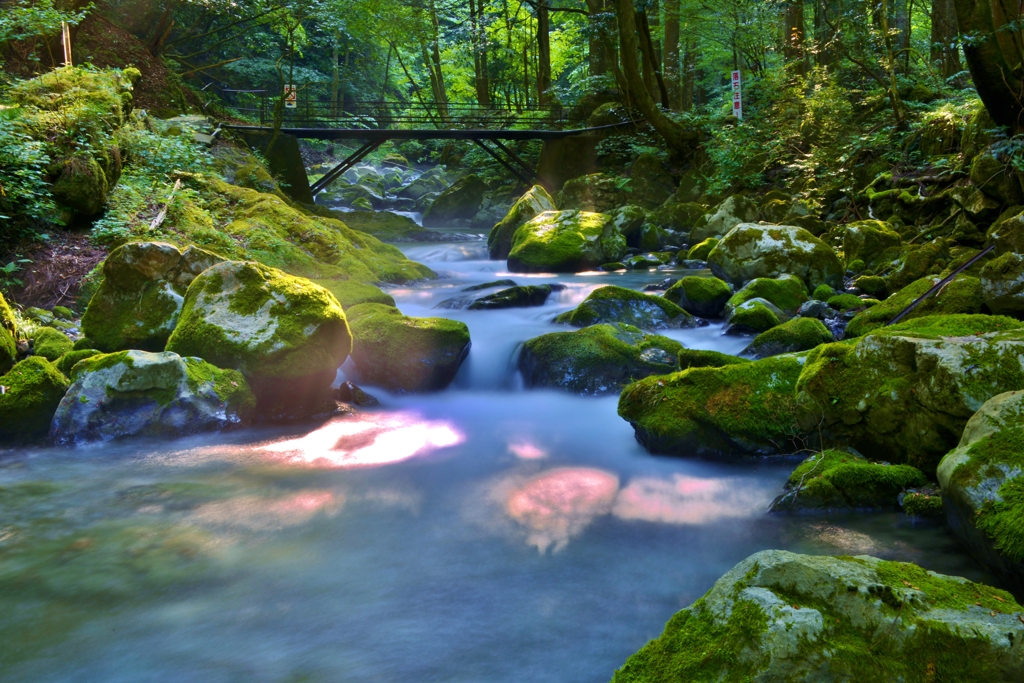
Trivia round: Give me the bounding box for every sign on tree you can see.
[284,85,298,109]
[731,71,742,121]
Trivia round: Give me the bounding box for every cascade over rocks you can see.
[507,210,627,273]
[165,261,352,414]
[518,323,683,395]
[422,174,487,227]
[82,241,224,353]
[612,550,1024,682]
[345,303,470,393]
[555,285,699,330]
[487,185,557,259]
[707,223,844,290]
[51,350,255,445]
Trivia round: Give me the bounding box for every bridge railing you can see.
[219,89,583,130]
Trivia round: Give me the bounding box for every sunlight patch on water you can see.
[191,490,344,532]
[257,413,464,468]
[508,440,547,460]
[612,475,767,525]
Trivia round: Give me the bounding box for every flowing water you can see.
[0,228,995,683]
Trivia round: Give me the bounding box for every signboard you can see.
[284,84,297,109]
[731,70,742,121]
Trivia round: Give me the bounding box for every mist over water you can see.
[0,232,993,683]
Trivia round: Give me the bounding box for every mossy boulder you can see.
[846,275,983,337]
[0,357,71,443]
[796,315,1024,473]
[686,237,719,261]
[338,210,433,242]
[981,252,1024,316]
[853,275,888,298]
[422,174,487,227]
[166,261,352,412]
[611,549,1024,683]
[769,450,926,512]
[663,276,732,318]
[971,148,1024,205]
[51,350,255,445]
[31,327,73,361]
[885,239,953,292]
[555,285,698,330]
[517,323,683,395]
[988,208,1024,255]
[487,185,557,259]
[938,390,1024,587]
[650,201,706,231]
[627,153,674,208]
[507,210,626,273]
[725,298,783,334]
[708,223,844,290]
[556,173,627,213]
[618,353,806,458]
[311,278,396,310]
[678,348,751,370]
[827,293,873,312]
[607,204,649,243]
[82,241,225,353]
[55,348,101,376]
[691,195,758,243]
[0,290,18,375]
[725,275,808,318]
[468,285,558,310]
[744,317,834,358]
[345,303,470,393]
[843,220,902,269]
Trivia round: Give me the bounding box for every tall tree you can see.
[783,0,805,74]
[663,0,680,107]
[469,0,491,106]
[954,0,1024,129]
[930,0,960,78]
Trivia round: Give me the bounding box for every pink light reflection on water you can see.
[258,413,465,468]
[508,440,546,460]
[612,474,765,525]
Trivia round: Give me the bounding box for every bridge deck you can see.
[223,123,628,141]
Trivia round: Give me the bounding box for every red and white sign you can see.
[284,84,297,109]
[731,70,742,121]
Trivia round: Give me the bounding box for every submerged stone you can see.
[467,285,560,310]
[555,285,698,330]
[518,323,683,395]
[51,350,255,445]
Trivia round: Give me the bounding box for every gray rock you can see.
[690,195,758,243]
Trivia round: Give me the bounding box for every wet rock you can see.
[612,550,1024,682]
[487,185,557,259]
[396,169,448,200]
[768,450,926,512]
[30,327,73,361]
[166,261,352,414]
[643,278,678,292]
[555,285,699,330]
[618,353,806,458]
[463,279,517,292]
[0,357,71,443]
[82,241,224,353]
[678,348,750,370]
[707,223,844,290]
[335,380,380,407]
[724,298,783,335]
[724,274,808,319]
[686,237,719,261]
[797,299,836,319]
[507,210,626,273]
[339,210,436,242]
[901,486,944,518]
[691,195,758,243]
[51,350,255,445]
[663,276,732,318]
[557,173,627,213]
[796,314,1024,473]
[846,275,982,337]
[624,253,664,269]
[345,303,470,393]
[422,175,487,227]
[743,317,834,358]
[468,285,562,310]
[981,252,1024,316]
[938,390,1024,587]
[518,322,683,395]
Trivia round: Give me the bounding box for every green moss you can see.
[55,349,101,376]
[678,348,751,369]
[468,285,554,310]
[774,449,926,511]
[746,317,833,357]
[881,312,1023,339]
[688,239,720,264]
[828,293,872,311]
[727,276,808,314]
[312,278,396,309]
[812,284,835,301]
[727,299,781,333]
[488,185,557,259]
[854,275,888,297]
[618,353,805,457]
[182,357,255,412]
[0,357,71,441]
[508,210,626,273]
[902,491,944,517]
[555,285,695,329]
[664,276,732,318]
[31,327,73,361]
[338,210,429,241]
[0,291,16,375]
[847,276,984,337]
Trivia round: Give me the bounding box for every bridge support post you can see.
[310,136,391,196]
[537,134,601,192]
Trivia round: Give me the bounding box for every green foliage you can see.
[0,0,91,70]
[0,117,56,240]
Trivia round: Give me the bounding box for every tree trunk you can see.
[893,0,911,71]
[813,0,836,67]
[586,0,610,76]
[931,0,962,77]
[148,5,176,57]
[783,0,806,74]
[615,0,697,156]
[470,0,491,106]
[331,39,340,116]
[428,0,450,120]
[953,0,1024,129]
[680,39,696,110]
[638,9,670,106]
[664,0,680,108]
[537,3,552,104]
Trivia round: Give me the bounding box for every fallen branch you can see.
[148,178,182,232]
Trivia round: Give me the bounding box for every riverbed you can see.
[0,230,993,682]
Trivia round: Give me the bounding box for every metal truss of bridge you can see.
[219,91,628,195]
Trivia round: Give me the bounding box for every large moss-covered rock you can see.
[611,550,1024,683]
[507,210,626,273]
[988,208,1024,255]
[82,242,224,353]
[166,261,352,411]
[627,153,674,208]
[345,303,470,392]
[609,204,649,244]
[708,223,844,290]
[971,148,1024,205]
[678,348,750,370]
[518,323,683,395]
[487,185,557,259]
[618,353,806,458]
[744,317,833,358]
[796,315,1024,473]
[981,252,1024,316]
[691,195,758,243]
[769,450,926,512]
[938,390,1024,587]
[0,291,18,375]
[312,278,396,310]
[725,274,808,318]
[555,285,698,330]
[663,276,732,318]
[31,327,73,361]
[725,298,783,334]
[846,275,983,337]
[843,220,902,269]
[556,173,626,212]
[0,357,71,443]
[421,174,486,227]
[55,348,100,376]
[650,201,706,232]
[51,350,255,445]
[686,237,718,261]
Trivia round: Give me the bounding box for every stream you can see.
[0,227,995,682]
